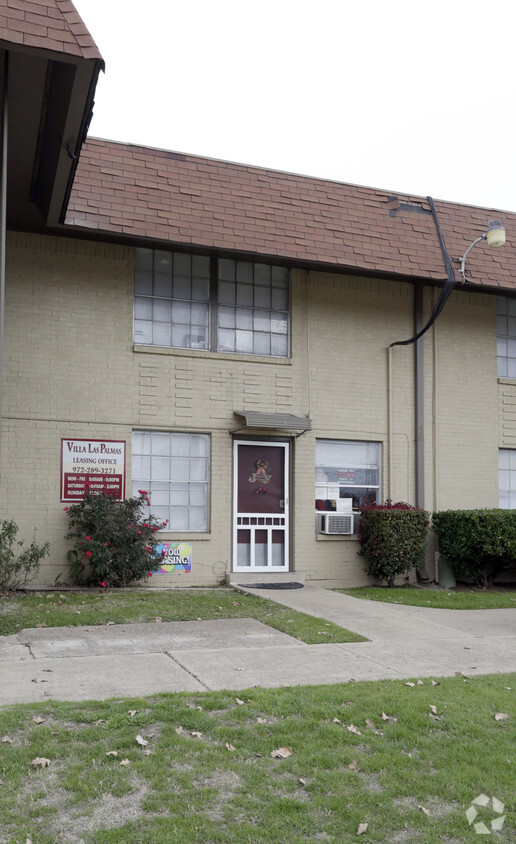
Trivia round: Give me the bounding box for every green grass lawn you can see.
[339,586,516,610]
[0,588,365,644]
[0,674,513,843]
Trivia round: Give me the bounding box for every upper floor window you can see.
[134,248,290,358]
[497,297,516,377]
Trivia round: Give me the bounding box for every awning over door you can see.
[233,411,311,433]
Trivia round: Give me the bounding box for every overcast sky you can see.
[74,0,516,213]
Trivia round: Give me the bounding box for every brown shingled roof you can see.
[0,0,102,61]
[66,138,516,291]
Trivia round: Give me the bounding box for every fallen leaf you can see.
[136,735,148,746]
[431,680,439,686]
[31,757,50,768]
[381,712,397,723]
[32,716,46,725]
[36,623,47,628]
[357,822,368,835]
[333,717,342,724]
[365,719,376,730]
[235,667,245,671]
[235,698,245,706]
[271,747,292,759]
[119,759,130,766]
[232,601,240,606]
[154,617,162,623]
[26,838,32,844]
[419,805,430,816]
[225,742,236,751]
[429,714,443,721]
[1,736,13,745]
[106,621,115,625]
[464,645,471,649]
[128,710,137,717]
[348,760,360,771]
[256,717,267,724]
[190,731,203,738]
[417,680,424,686]
[175,726,184,735]
[346,724,362,735]
[429,705,438,715]
[106,750,118,757]
[74,611,81,615]
[142,749,152,756]
[95,720,106,726]
[504,687,513,691]
[298,777,306,785]
[495,712,509,721]
[405,682,415,687]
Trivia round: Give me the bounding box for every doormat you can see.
[238,582,304,590]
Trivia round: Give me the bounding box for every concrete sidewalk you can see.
[1,586,515,706]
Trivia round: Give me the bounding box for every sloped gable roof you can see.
[0,0,102,60]
[66,138,515,291]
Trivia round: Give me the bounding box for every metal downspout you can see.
[0,51,7,462]
[415,283,425,508]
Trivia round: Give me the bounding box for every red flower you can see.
[162,520,169,526]
[99,581,108,588]
[104,542,108,547]
[138,489,148,496]
[145,546,150,551]
[148,571,152,577]
[85,550,92,558]
[86,536,91,541]
[137,530,141,535]
[161,550,166,557]
[63,507,69,512]
[154,526,159,531]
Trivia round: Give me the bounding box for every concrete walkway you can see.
[1,586,515,706]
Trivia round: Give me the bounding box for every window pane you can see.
[508,298,516,316]
[173,276,191,300]
[170,484,189,505]
[254,333,270,355]
[151,433,172,456]
[190,435,209,457]
[192,255,210,278]
[134,297,152,319]
[171,457,190,481]
[133,431,151,455]
[254,310,270,332]
[190,483,208,506]
[498,357,508,377]
[497,315,507,336]
[272,287,288,309]
[254,286,270,308]
[497,297,508,315]
[154,274,172,298]
[135,248,153,271]
[174,253,191,275]
[271,334,288,356]
[236,330,253,353]
[170,435,190,456]
[172,301,190,323]
[135,271,153,295]
[170,507,189,530]
[134,320,152,344]
[315,439,381,519]
[235,308,253,330]
[150,482,170,506]
[152,323,171,346]
[171,325,190,347]
[191,278,210,301]
[189,507,208,530]
[236,283,253,306]
[272,266,288,285]
[497,338,507,357]
[218,328,235,351]
[155,251,173,273]
[132,455,150,478]
[189,458,208,481]
[218,281,236,305]
[218,259,235,281]
[508,358,516,378]
[254,263,270,284]
[191,303,209,325]
[272,316,288,334]
[236,261,253,283]
[153,299,172,322]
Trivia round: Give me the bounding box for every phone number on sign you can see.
[71,466,116,474]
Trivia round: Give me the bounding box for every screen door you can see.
[233,440,289,571]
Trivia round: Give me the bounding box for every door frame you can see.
[232,438,290,572]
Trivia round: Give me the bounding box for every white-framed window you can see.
[315,440,381,514]
[497,297,516,377]
[132,431,210,531]
[134,248,290,358]
[499,448,516,509]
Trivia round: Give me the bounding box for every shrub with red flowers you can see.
[64,490,163,587]
[358,499,429,587]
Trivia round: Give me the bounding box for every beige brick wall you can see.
[0,233,501,588]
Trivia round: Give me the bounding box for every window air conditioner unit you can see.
[321,513,354,535]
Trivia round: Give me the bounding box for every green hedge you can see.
[432,509,516,586]
[358,501,429,586]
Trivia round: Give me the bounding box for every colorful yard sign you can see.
[154,542,192,574]
[61,439,126,501]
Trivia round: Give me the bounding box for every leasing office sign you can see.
[61,439,126,501]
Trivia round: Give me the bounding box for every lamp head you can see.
[485,219,505,248]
